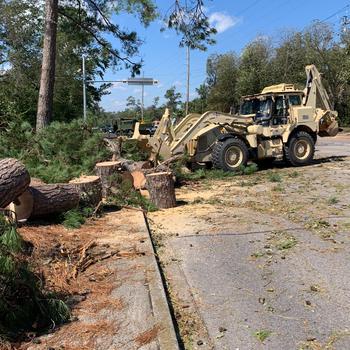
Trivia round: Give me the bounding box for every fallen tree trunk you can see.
[29,184,79,218]
[0,158,31,208]
[146,172,176,209]
[69,175,102,207]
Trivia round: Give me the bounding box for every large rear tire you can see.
[284,131,315,166]
[212,138,249,171]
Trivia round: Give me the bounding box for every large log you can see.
[29,184,79,218]
[0,158,31,208]
[69,175,102,207]
[146,172,176,209]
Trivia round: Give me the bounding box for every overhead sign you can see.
[125,78,158,86]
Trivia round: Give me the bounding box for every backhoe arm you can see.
[303,65,332,111]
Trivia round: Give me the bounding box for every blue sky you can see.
[100,0,350,112]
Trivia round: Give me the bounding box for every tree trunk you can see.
[146,172,176,209]
[0,158,31,208]
[69,175,103,207]
[29,184,79,218]
[36,0,58,130]
[94,161,133,197]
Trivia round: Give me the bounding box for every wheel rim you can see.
[294,139,311,160]
[225,145,244,168]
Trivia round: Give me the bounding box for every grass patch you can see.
[267,231,297,251]
[251,251,266,258]
[288,171,299,178]
[327,196,339,205]
[267,171,282,183]
[276,236,297,250]
[254,330,271,342]
[272,184,284,192]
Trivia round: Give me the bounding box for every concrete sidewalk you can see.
[24,209,178,350]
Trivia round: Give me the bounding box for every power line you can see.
[236,0,264,16]
[321,4,350,23]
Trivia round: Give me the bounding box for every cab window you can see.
[288,95,301,106]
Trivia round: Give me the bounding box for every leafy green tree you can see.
[236,38,273,97]
[206,53,239,112]
[164,86,182,113]
[271,31,307,85]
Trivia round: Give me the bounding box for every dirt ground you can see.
[148,134,350,350]
[11,209,164,350]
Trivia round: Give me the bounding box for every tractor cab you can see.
[240,84,304,127]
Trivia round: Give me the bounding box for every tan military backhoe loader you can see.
[133,65,339,170]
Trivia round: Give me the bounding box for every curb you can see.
[140,211,180,350]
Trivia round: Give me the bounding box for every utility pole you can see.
[185,45,190,116]
[342,15,350,32]
[82,54,87,123]
[141,72,145,123]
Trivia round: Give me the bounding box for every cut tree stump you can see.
[6,190,34,221]
[95,161,122,197]
[29,184,79,218]
[69,175,102,207]
[95,161,133,197]
[0,158,31,208]
[146,172,176,209]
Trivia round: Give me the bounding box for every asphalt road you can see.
[316,133,350,157]
[150,134,350,350]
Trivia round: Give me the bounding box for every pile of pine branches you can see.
[0,212,70,343]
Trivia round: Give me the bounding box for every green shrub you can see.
[267,171,282,183]
[121,139,149,161]
[0,118,111,183]
[62,209,86,229]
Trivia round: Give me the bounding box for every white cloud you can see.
[209,12,238,34]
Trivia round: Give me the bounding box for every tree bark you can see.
[69,175,103,207]
[0,158,31,208]
[146,172,176,209]
[29,184,79,218]
[36,0,58,130]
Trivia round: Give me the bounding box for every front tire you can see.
[284,131,315,166]
[212,138,249,171]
